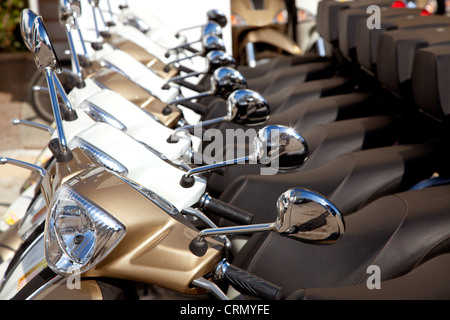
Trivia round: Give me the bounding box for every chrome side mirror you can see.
[207,9,227,28]
[166,20,223,57]
[23,10,81,109]
[169,89,268,143]
[190,188,345,256]
[58,0,74,26]
[275,188,344,243]
[58,0,87,86]
[211,67,247,99]
[173,8,226,41]
[202,34,226,54]
[254,125,309,171]
[32,16,62,75]
[202,21,223,39]
[20,9,38,51]
[30,15,73,160]
[179,124,306,188]
[70,0,82,15]
[206,50,237,72]
[122,13,151,33]
[164,50,236,86]
[226,88,270,126]
[167,66,247,107]
[164,34,227,70]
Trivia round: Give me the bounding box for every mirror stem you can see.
[197,223,275,242]
[64,25,84,87]
[45,69,69,156]
[164,52,201,68]
[52,73,75,111]
[12,119,54,135]
[167,39,201,53]
[106,0,115,23]
[166,71,205,84]
[186,155,251,178]
[90,4,103,48]
[96,4,111,30]
[0,157,47,177]
[180,155,254,188]
[189,222,276,257]
[175,24,205,38]
[72,16,90,61]
[170,115,227,142]
[167,90,213,106]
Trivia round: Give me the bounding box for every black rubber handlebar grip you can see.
[203,197,253,225]
[224,264,282,300]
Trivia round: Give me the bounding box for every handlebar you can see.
[216,260,283,300]
[200,194,254,225]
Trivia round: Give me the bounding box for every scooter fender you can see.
[0,231,49,300]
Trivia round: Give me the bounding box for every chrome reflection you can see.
[79,101,127,131]
[69,137,128,176]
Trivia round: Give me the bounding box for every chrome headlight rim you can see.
[45,184,126,276]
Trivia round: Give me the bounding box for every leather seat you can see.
[316,0,395,56]
[377,25,450,93]
[412,45,450,119]
[339,7,423,62]
[205,115,400,196]
[217,144,439,223]
[356,13,450,72]
[231,184,450,297]
[203,92,376,132]
[260,92,377,129]
[202,76,355,121]
[195,61,336,99]
[237,55,329,80]
[287,253,450,300]
[245,61,336,96]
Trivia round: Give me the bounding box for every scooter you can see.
[0,134,344,300]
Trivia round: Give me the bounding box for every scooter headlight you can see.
[45,185,126,276]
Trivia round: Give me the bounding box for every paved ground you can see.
[0,52,50,217]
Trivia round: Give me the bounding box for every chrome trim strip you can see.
[69,137,129,176]
[80,100,127,131]
[115,174,179,217]
[26,274,63,300]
